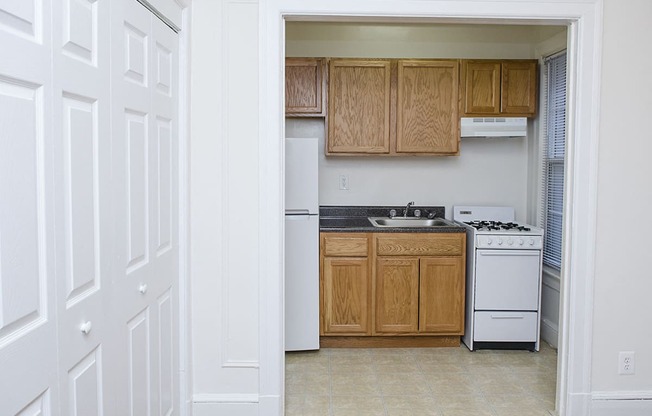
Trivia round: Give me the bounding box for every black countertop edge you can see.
[320,205,445,219]
[320,226,466,233]
[319,205,466,233]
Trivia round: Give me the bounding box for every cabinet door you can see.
[419,257,465,334]
[501,61,537,116]
[285,58,325,116]
[461,60,501,115]
[396,60,459,154]
[328,59,391,154]
[375,258,419,334]
[322,257,371,335]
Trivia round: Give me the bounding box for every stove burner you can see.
[464,220,531,232]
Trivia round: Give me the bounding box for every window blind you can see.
[540,51,567,270]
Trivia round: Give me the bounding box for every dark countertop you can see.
[319,205,466,233]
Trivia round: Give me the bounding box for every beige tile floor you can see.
[285,342,557,416]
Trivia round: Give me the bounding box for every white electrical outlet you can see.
[339,174,349,190]
[619,351,635,375]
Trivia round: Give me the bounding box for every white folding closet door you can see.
[0,1,180,414]
[52,0,113,414]
[0,1,60,414]
[111,1,180,415]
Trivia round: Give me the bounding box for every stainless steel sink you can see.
[368,217,457,228]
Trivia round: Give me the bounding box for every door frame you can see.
[260,1,603,415]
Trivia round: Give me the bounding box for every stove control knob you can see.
[497,238,503,245]
[486,238,493,245]
[529,238,535,246]
[518,238,524,246]
[508,238,514,246]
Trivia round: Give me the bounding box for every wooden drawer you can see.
[322,234,369,257]
[375,233,464,256]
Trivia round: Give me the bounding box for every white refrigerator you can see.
[285,138,319,351]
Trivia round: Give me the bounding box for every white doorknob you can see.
[80,321,92,335]
[139,283,148,294]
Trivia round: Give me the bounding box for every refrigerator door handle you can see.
[285,209,311,215]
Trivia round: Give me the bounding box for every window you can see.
[540,51,567,270]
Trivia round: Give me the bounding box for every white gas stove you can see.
[453,206,544,351]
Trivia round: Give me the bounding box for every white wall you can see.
[190,1,652,414]
[286,22,564,221]
[591,0,652,402]
[286,119,530,220]
[190,0,262,413]
[287,22,563,59]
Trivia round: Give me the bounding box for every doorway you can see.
[284,20,566,415]
[265,3,603,415]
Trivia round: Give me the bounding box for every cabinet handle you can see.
[139,283,148,294]
[80,321,92,335]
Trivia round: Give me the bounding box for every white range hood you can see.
[460,117,527,138]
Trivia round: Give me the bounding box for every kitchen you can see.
[284,21,566,415]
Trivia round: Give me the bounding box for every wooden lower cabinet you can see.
[320,232,466,345]
[419,257,465,334]
[320,233,371,336]
[321,257,370,335]
[375,256,465,336]
[375,258,419,333]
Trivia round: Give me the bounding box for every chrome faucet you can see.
[403,201,414,217]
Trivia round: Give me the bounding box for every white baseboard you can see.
[192,394,262,415]
[540,317,559,349]
[193,393,259,403]
[565,392,591,416]
[193,402,259,416]
[259,395,282,415]
[592,391,652,400]
[591,392,652,416]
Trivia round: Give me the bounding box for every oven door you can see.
[474,249,541,310]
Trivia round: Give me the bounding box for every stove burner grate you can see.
[464,220,531,232]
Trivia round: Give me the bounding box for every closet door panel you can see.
[111,1,180,414]
[53,0,114,414]
[0,1,60,414]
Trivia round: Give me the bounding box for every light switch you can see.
[339,174,349,190]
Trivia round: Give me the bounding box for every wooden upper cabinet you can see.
[461,60,501,114]
[419,257,465,334]
[285,58,326,117]
[375,258,419,334]
[501,61,538,116]
[460,59,538,118]
[327,59,391,154]
[396,60,460,155]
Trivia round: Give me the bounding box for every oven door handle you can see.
[477,250,540,257]
[489,314,526,319]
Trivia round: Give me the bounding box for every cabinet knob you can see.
[80,321,92,335]
[139,283,148,294]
